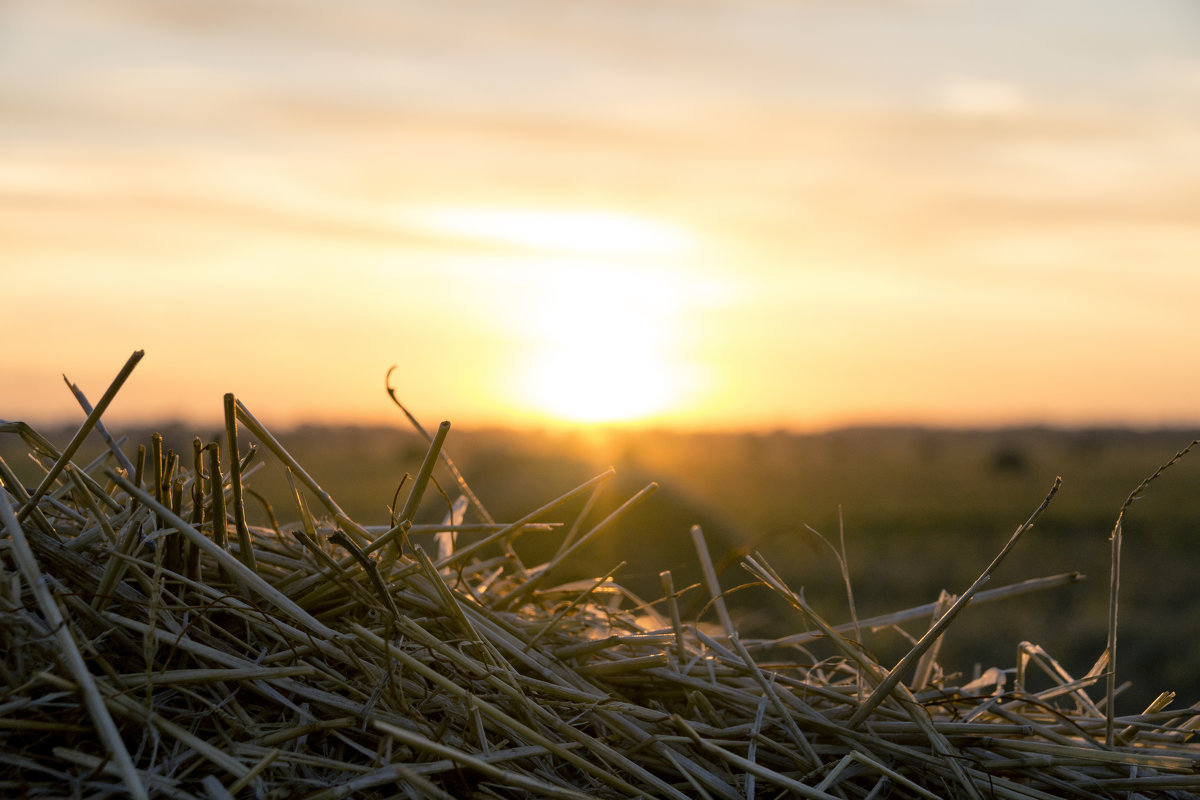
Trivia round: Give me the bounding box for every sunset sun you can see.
[400,205,702,426]
[526,342,673,424]
[521,263,684,424]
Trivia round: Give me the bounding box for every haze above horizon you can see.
[3,0,1199,432]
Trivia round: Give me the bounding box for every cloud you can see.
[934,78,1031,117]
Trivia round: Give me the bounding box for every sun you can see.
[515,261,684,425]
[401,204,706,426]
[526,338,675,425]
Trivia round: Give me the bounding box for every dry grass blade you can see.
[0,494,148,800]
[754,571,1085,648]
[18,349,142,520]
[439,467,614,569]
[374,720,600,800]
[224,393,257,572]
[233,397,371,545]
[497,480,658,610]
[1105,438,1200,745]
[673,714,840,800]
[105,470,342,640]
[848,476,1061,729]
[62,375,136,474]
[366,420,451,563]
[385,369,493,522]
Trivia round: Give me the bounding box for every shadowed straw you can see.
[0,491,148,800]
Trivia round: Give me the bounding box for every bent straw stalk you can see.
[365,419,450,561]
[386,366,494,524]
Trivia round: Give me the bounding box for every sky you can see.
[2,0,1200,431]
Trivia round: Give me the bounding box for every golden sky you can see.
[3,0,1200,430]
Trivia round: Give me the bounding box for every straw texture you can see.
[1,354,1198,799]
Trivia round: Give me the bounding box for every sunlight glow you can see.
[527,344,674,424]
[518,262,691,425]
[405,207,694,257]
[401,204,707,426]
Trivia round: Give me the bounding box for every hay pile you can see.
[2,353,1199,799]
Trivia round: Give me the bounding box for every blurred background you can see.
[3,0,1200,713]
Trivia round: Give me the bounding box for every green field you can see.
[6,422,1198,715]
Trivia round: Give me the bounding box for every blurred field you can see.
[5,422,1198,714]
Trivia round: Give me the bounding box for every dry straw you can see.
[1,351,1199,799]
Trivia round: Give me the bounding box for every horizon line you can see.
[8,414,1200,439]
